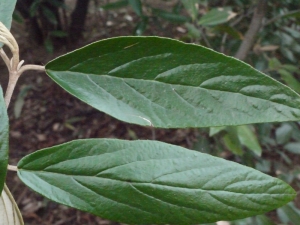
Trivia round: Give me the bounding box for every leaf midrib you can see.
[47,69,300,112]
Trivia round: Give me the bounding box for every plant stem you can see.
[0,48,10,71]
[4,71,19,108]
[7,165,17,172]
[235,0,268,60]
[18,64,45,75]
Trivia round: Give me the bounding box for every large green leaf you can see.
[18,139,295,224]
[45,37,300,128]
[0,0,17,47]
[0,86,9,193]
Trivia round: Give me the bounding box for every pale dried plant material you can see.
[0,22,18,53]
[0,22,45,107]
[0,22,45,172]
[0,185,24,225]
[0,22,19,71]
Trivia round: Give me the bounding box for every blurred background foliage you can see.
[11,0,300,224]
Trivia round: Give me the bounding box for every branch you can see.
[0,48,10,71]
[18,64,45,75]
[235,0,268,61]
[7,165,18,172]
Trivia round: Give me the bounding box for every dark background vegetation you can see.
[1,0,300,224]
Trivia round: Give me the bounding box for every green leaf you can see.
[268,58,281,70]
[0,0,17,47]
[277,202,300,224]
[284,142,300,154]
[17,139,296,224]
[101,0,129,10]
[185,22,202,39]
[0,0,16,29]
[0,86,9,193]
[215,25,242,39]
[276,123,293,145]
[0,185,24,225]
[278,69,300,94]
[41,6,57,25]
[134,17,148,36]
[14,85,32,119]
[223,126,243,155]
[49,30,68,37]
[237,125,262,156]
[198,7,237,26]
[45,37,300,128]
[209,126,226,136]
[152,8,189,23]
[255,214,276,225]
[128,0,143,17]
[181,0,199,21]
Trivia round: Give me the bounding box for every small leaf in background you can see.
[223,126,243,155]
[0,86,9,193]
[237,125,262,156]
[101,0,129,10]
[44,37,54,53]
[14,85,32,119]
[198,7,237,26]
[128,0,143,17]
[49,30,68,37]
[29,0,40,17]
[276,123,293,145]
[46,37,300,128]
[18,139,296,224]
[255,160,271,173]
[276,150,292,165]
[277,202,300,225]
[0,185,24,225]
[134,17,148,36]
[209,126,226,137]
[254,214,276,225]
[184,22,202,39]
[231,214,276,225]
[181,0,199,21]
[41,6,57,25]
[268,57,281,70]
[282,64,299,73]
[215,25,243,39]
[12,11,23,24]
[152,8,189,23]
[284,142,300,154]
[278,69,300,94]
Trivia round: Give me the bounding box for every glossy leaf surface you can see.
[18,139,295,224]
[0,0,16,47]
[0,185,24,225]
[46,37,300,128]
[0,86,8,193]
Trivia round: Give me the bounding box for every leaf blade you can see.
[18,139,296,224]
[45,36,300,128]
[0,86,9,193]
[0,185,24,225]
